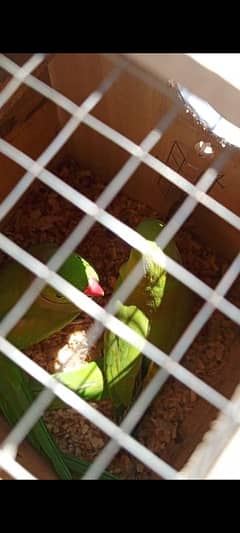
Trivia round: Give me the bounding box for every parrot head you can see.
[43,254,104,304]
[29,244,104,304]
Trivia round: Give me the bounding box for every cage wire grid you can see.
[0,53,239,480]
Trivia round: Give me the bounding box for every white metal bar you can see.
[0,54,46,109]
[0,54,81,116]
[2,387,55,458]
[181,384,240,479]
[0,450,36,480]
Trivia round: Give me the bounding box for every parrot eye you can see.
[56,293,63,299]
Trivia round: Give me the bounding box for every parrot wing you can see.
[108,218,194,390]
[30,359,107,405]
[103,303,150,418]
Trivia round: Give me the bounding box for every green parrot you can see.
[113,218,194,387]
[1,243,104,348]
[0,242,113,480]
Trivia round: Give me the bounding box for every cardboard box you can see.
[0,53,239,479]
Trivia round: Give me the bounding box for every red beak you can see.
[84,278,104,297]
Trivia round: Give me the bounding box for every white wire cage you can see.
[0,52,239,480]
